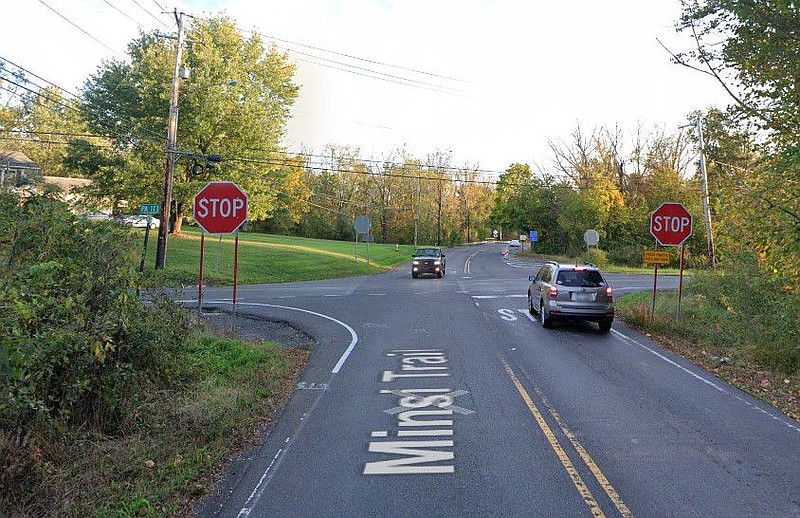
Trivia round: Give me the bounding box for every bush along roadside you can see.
[616,254,799,421]
[0,193,307,516]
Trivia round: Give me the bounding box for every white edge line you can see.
[179,300,358,375]
[472,294,528,299]
[518,309,537,322]
[610,328,800,433]
[237,447,283,517]
[611,328,727,393]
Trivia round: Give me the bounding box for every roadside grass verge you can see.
[4,333,306,517]
[616,264,799,421]
[138,228,416,286]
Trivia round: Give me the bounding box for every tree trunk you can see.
[173,215,184,234]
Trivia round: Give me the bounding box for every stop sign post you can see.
[649,202,693,322]
[193,182,248,323]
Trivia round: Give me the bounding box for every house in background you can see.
[0,150,109,212]
[0,150,40,187]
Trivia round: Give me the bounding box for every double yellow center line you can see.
[503,360,632,518]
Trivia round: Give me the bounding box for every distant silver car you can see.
[508,239,521,248]
[122,215,159,229]
[528,261,614,332]
[80,211,111,221]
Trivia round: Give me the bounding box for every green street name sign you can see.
[140,204,161,215]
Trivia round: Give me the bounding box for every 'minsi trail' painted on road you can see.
[364,349,474,475]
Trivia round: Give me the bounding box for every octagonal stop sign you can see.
[650,202,692,246]
[193,181,248,234]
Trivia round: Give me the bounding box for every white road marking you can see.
[517,309,537,322]
[472,294,527,299]
[498,309,518,321]
[179,300,359,374]
[237,447,283,517]
[611,329,727,393]
[610,329,800,433]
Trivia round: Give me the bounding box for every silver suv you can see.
[528,262,614,332]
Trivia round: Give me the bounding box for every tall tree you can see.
[80,16,298,231]
[677,0,799,142]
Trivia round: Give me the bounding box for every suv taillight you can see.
[606,286,613,302]
[549,286,558,300]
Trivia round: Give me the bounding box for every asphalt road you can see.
[194,244,799,518]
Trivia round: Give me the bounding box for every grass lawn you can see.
[138,228,417,286]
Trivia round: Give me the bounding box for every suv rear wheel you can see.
[598,320,612,333]
[539,301,552,328]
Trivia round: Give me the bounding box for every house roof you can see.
[0,150,38,169]
[42,176,93,193]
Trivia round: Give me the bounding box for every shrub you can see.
[0,194,191,432]
[606,244,645,267]
[581,248,609,267]
[686,256,799,374]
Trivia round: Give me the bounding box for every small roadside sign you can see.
[354,215,371,235]
[140,204,161,215]
[643,250,670,265]
[529,230,538,243]
[584,229,599,247]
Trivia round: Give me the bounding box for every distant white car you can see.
[122,215,159,229]
[509,239,521,248]
[80,211,111,221]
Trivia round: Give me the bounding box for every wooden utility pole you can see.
[155,10,185,269]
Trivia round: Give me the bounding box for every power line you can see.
[287,53,467,96]
[283,150,504,176]
[101,0,144,29]
[130,0,170,28]
[0,135,114,148]
[245,29,476,85]
[281,46,466,95]
[36,0,119,55]
[0,54,81,100]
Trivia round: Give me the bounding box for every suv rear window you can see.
[556,269,605,287]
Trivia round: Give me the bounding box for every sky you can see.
[0,0,732,174]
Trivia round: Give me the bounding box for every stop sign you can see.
[193,181,248,234]
[650,202,692,246]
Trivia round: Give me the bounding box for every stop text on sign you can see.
[651,215,690,233]
[195,197,245,219]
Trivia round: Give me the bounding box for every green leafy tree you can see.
[678,0,800,143]
[80,16,298,230]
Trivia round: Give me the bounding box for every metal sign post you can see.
[233,231,239,332]
[676,245,686,322]
[650,202,693,322]
[198,231,205,311]
[651,242,659,320]
[138,204,161,273]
